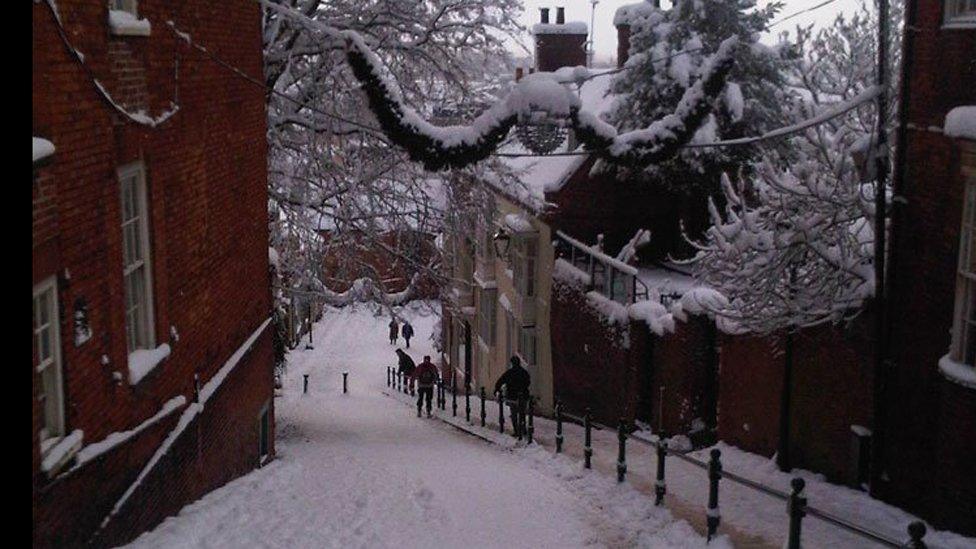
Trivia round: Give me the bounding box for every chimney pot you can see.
[540,8,550,24]
[556,7,565,24]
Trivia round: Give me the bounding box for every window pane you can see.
[42,366,62,437]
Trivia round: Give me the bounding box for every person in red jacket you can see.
[414,355,439,418]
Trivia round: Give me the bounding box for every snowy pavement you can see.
[125,303,719,549]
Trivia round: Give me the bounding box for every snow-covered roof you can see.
[531,22,588,35]
[497,69,616,210]
[944,105,976,141]
[33,137,55,163]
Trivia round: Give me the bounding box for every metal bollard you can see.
[303,374,309,394]
[498,390,505,434]
[387,367,391,388]
[555,401,563,454]
[786,478,806,549]
[906,521,927,549]
[654,434,667,506]
[707,448,722,541]
[480,387,487,427]
[465,383,471,423]
[617,418,627,483]
[583,408,593,469]
[527,397,534,444]
[396,371,402,392]
[342,371,348,394]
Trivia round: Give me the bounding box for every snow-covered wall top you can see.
[33,137,55,163]
[944,105,976,141]
[532,22,588,35]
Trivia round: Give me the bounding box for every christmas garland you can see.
[345,31,738,171]
[345,34,518,171]
[571,37,739,166]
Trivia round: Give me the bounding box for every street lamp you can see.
[492,227,511,257]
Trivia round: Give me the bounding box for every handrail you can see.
[555,231,653,304]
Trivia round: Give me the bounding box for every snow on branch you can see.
[571,37,739,165]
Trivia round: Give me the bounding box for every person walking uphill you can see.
[401,321,414,348]
[414,355,439,417]
[396,349,416,393]
[389,317,399,345]
[494,356,531,432]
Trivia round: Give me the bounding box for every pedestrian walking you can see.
[401,321,414,348]
[396,349,416,393]
[494,355,531,429]
[389,317,399,345]
[414,355,439,417]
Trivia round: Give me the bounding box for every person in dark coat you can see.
[401,321,415,348]
[494,356,532,435]
[389,317,399,345]
[413,355,439,417]
[494,355,530,399]
[396,349,416,392]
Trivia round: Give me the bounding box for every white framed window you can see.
[478,288,497,344]
[34,277,65,452]
[952,178,976,367]
[119,163,156,354]
[511,236,539,298]
[944,0,976,28]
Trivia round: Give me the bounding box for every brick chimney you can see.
[615,0,660,69]
[533,6,588,71]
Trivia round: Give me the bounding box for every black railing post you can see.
[342,371,348,394]
[396,371,402,392]
[555,401,564,453]
[707,448,722,541]
[480,387,487,427]
[303,374,309,394]
[387,367,391,388]
[437,378,444,409]
[498,390,505,433]
[451,374,458,417]
[787,478,806,549]
[617,418,627,483]
[527,396,535,444]
[655,435,667,506]
[465,383,471,423]
[906,521,927,549]
[584,408,593,469]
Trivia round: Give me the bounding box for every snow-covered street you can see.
[125,304,718,549]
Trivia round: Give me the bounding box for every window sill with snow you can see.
[108,9,152,37]
[938,353,976,389]
[128,343,172,386]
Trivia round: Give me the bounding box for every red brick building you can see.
[875,0,976,534]
[33,1,274,546]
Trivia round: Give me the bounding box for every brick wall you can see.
[550,280,647,426]
[879,0,976,534]
[645,316,716,439]
[33,0,273,545]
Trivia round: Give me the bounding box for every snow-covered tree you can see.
[608,0,794,192]
[262,0,522,312]
[685,1,903,334]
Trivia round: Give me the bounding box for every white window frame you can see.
[478,288,497,345]
[944,0,976,28]
[119,162,156,354]
[951,178,976,368]
[511,236,539,298]
[34,276,65,452]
